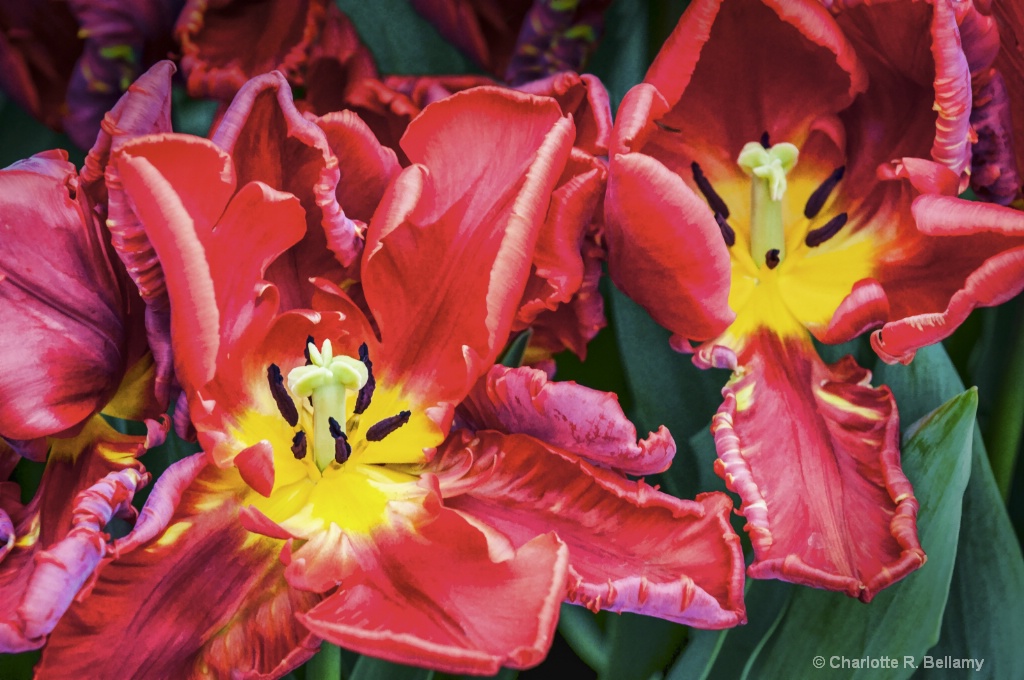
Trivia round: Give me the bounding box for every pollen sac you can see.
[354,343,375,415]
[267,364,299,427]
[329,417,351,464]
[304,335,315,365]
[805,212,848,247]
[691,161,731,218]
[291,431,307,460]
[804,166,845,219]
[714,211,736,247]
[765,249,781,269]
[365,411,412,442]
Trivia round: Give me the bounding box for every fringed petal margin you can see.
[437,431,746,628]
[711,331,924,601]
[459,365,675,476]
[37,464,321,679]
[298,505,569,675]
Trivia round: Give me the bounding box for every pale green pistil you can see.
[288,340,368,472]
[737,141,799,267]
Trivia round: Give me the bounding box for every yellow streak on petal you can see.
[152,521,192,549]
[815,389,886,422]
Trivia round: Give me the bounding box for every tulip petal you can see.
[298,505,569,675]
[36,464,321,679]
[460,365,674,475]
[0,151,127,441]
[437,431,746,628]
[606,151,734,343]
[364,88,574,404]
[712,331,924,601]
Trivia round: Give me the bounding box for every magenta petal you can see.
[712,332,924,601]
[460,365,675,475]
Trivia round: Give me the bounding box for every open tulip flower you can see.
[606,0,1024,601]
[32,87,746,677]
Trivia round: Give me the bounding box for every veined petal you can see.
[712,331,924,601]
[176,0,328,100]
[516,72,613,156]
[606,151,733,343]
[438,431,746,628]
[460,365,675,475]
[364,87,574,404]
[298,504,569,675]
[0,151,127,441]
[36,464,321,679]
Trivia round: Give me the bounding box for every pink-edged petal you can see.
[364,87,574,404]
[298,504,570,675]
[809,278,889,345]
[871,195,1024,363]
[437,431,746,628]
[176,0,328,100]
[712,331,924,601]
[37,464,321,679]
[0,415,156,651]
[460,365,675,475]
[314,109,401,224]
[211,71,359,287]
[0,151,127,441]
[606,151,733,343]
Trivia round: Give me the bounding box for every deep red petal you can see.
[36,464,321,679]
[298,506,569,675]
[176,0,328,100]
[712,331,924,601]
[605,151,733,343]
[517,72,613,156]
[437,431,746,628]
[364,88,574,404]
[0,151,127,441]
[460,365,675,475]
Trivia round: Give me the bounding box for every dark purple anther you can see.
[804,166,845,219]
[765,249,781,269]
[714,212,736,247]
[354,343,375,415]
[329,417,352,464]
[805,212,848,247]
[366,411,412,442]
[303,335,315,365]
[291,431,307,460]
[692,161,731,219]
[760,131,771,148]
[267,364,299,427]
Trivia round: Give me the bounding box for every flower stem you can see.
[306,642,342,680]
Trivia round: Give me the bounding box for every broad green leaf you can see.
[609,285,729,500]
[599,613,685,680]
[874,345,1024,679]
[587,0,651,107]
[349,655,434,680]
[0,93,84,168]
[747,389,977,680]
[307,643,341,680]
[335,0,477,75]
[558,603,609,673]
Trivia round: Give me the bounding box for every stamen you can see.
[291,431,307,460]
[365,411,412,442]
[354,343,375,415]
[805,212,848,247]
[804,166,845,219]
[760,131,771,148]
[329,417,351,464]
[304,335,315,365]
[267,364,299,427]
[714,212,736,247]
[765,249,781,269]
[691,161,730,218]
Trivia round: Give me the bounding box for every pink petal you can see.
[460,365,675,475]
[712,331,924,601]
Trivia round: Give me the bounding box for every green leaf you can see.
[746,389,977,680]
[558,603,609,673]
[307,642,342,680]
[599,613,686,680]
[586,0,651,108]
[609,285,729,500]
[499,329,532,368]
[0,93,84,167]
[349,655,434,680]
